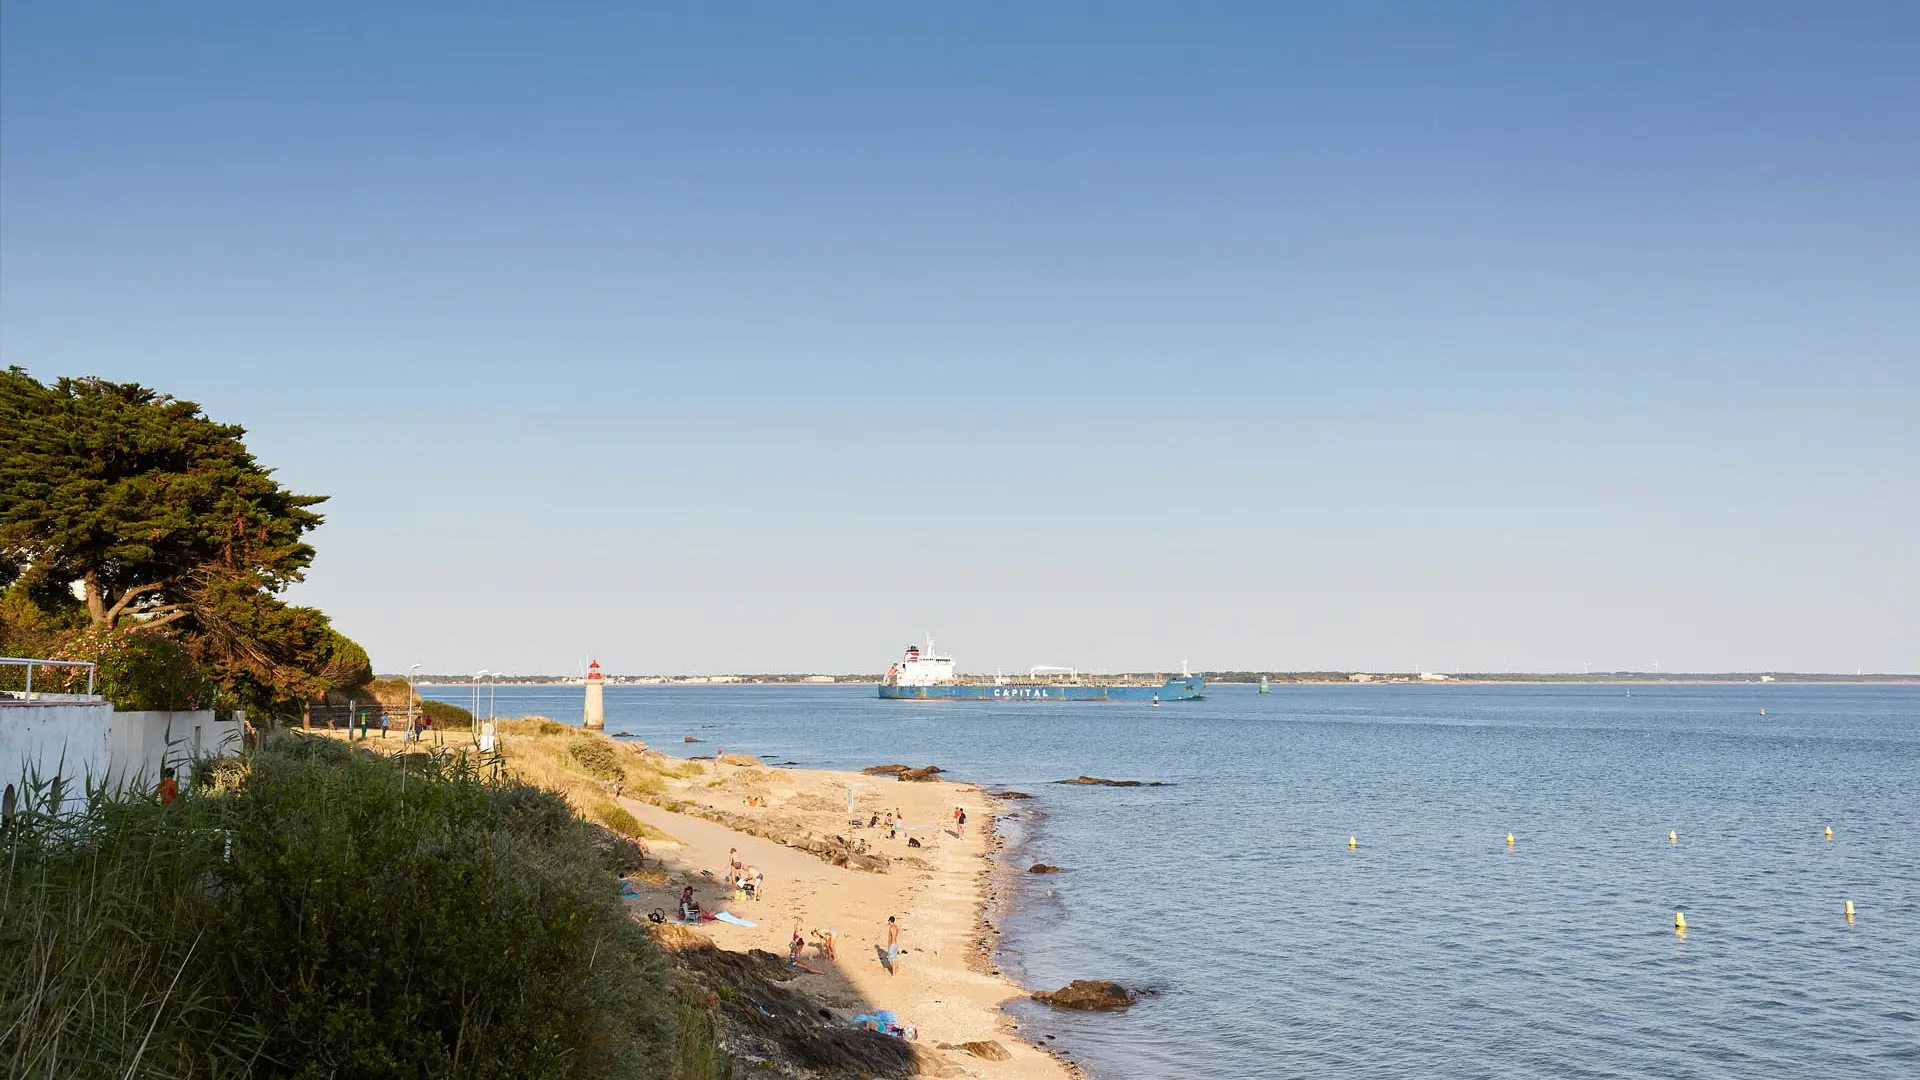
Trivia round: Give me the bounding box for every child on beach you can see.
[788,924,806,966]
[885,916,901,976]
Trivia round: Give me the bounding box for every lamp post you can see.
[472,670,494,746]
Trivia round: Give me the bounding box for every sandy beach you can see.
[309,726,1076,1076]
[617,753,1075,1078]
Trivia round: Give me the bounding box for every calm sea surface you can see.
[419,682,1919,1079]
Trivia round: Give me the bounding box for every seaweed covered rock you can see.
[1053,776,1164,787]
[1033,980,1134,1010]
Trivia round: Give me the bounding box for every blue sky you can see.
[4,2,1916,674]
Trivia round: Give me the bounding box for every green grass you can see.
[0,734,726,1080]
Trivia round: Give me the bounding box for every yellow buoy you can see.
[1844,900,1855,920]
[1669,830,1678,843]
[1759,708,1765,716]
[1506,832,1515,845]
[1825,826,1833,839]
[1348,836,1357,850]
[1674,911,1687,931]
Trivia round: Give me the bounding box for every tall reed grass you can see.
[1,733,723,1079]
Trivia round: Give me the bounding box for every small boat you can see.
[1259,676,1270,694]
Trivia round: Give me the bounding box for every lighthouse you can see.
[583,659,605,729]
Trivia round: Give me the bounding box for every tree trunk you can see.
[84,570,106,627]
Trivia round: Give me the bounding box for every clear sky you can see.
[4,3,1916,675]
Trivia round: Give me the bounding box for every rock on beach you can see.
[1032,980,1134,1010]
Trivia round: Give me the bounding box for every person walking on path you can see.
[955,807,967,839]
[380,713,390,739]
[885,916,901,976]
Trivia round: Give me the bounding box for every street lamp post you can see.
[472,670,492,746]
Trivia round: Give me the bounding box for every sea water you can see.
[420,682,1920,1078]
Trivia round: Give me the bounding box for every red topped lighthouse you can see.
[584,659,605,729]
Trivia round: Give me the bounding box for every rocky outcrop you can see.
[939,1040,1012,1061]
[1028,863,1060,874]
[1032,980,1134,1010]
[684,736,703,742]
[990,790,1033,800]
[1053,776,1164,787]
[863,763,945,779]
[716,753,763,766]
[634,799,891,873]
[672,940,939,1077]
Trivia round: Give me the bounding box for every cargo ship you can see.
[877,641,1204,702]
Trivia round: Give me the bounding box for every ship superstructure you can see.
[878,639,1203,702]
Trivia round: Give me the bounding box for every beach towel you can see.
[713,911,757,927]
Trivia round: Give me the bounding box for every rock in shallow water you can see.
[1032,980,1134,1010]
[1028,863,1061,874]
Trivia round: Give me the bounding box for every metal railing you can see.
[0,657,98,701]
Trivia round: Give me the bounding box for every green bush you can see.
[419,698,474,730]
[0,734,704,1080]
[569,737,626,781]
[45,625,215,711]
[593,801,644,837]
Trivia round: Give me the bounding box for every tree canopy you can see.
[1,368,325,628]
[1,368,366,719]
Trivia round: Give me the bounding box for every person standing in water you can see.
[885,916,901,976]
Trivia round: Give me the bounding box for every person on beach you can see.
[728,847,743,882]
[788,923,806,966]
[885,916,901,975]
[813,928,838,961]
[956,808,967,839]
[679,886,699,922]
[380,712,390,738]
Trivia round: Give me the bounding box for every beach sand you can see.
[619,756,1075,1077]
[303,728,1078,1076]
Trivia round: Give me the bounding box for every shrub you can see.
[419,698,473,730]
[46,625,215,711]
[0,733,698,1080]
[569,737,626,782]
[593,801,644,838]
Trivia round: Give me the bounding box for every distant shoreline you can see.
[402,675,1920,687]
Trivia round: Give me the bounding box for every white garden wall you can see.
[1,702,243,810]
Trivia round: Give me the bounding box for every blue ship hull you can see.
[878,677,1204,702]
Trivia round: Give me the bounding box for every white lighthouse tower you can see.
[583,659,605,730]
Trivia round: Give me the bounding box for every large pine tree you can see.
[2,368,354,715]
